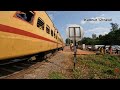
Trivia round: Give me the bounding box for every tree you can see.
[81,37,93,45]
[92,34,96,39]
[80,23,120,45]
[70,40,73,43]
[65,38,70,44]
[97,23,120,45]
[110,23,119,31]
[99,34,102,38]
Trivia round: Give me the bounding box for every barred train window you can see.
[46,25,50,34]
[51,30,53,36]
[16,11,35,23]
[37,17,44,30]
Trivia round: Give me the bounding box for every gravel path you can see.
[2,46,95,79]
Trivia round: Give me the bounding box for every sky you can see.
[46,11,120,42]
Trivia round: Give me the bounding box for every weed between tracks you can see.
[48,54,120,79]
[48,71,66,79]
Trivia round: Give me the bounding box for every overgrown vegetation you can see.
[73,54,120,79]
[49,55,120,79]
[48,71,66,79]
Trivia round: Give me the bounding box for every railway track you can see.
[0,51,57,79]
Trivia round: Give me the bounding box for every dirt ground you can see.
[2,46,95,79]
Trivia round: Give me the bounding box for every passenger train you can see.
[0,11,65,61]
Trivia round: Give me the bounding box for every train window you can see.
[37,17,44,30]
[16,11,35,23]
[56,36,57,39]
[51,30,53,36]
[54,32,55,38]
[60,39,62,42]
[46,25,50,34]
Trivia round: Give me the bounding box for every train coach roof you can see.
[44,11,60,33]
[41,11,63,40]
[44,11,56,28]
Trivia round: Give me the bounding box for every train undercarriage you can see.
[0,47,64,66]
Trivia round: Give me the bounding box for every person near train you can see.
[109,45,112,54]
[103,45,106,54]
[70,43,72,51]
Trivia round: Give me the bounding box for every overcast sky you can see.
[46,11,120,42]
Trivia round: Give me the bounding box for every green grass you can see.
[48,71,66,79]
[48,54,120,79]
[73,54,120,79]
